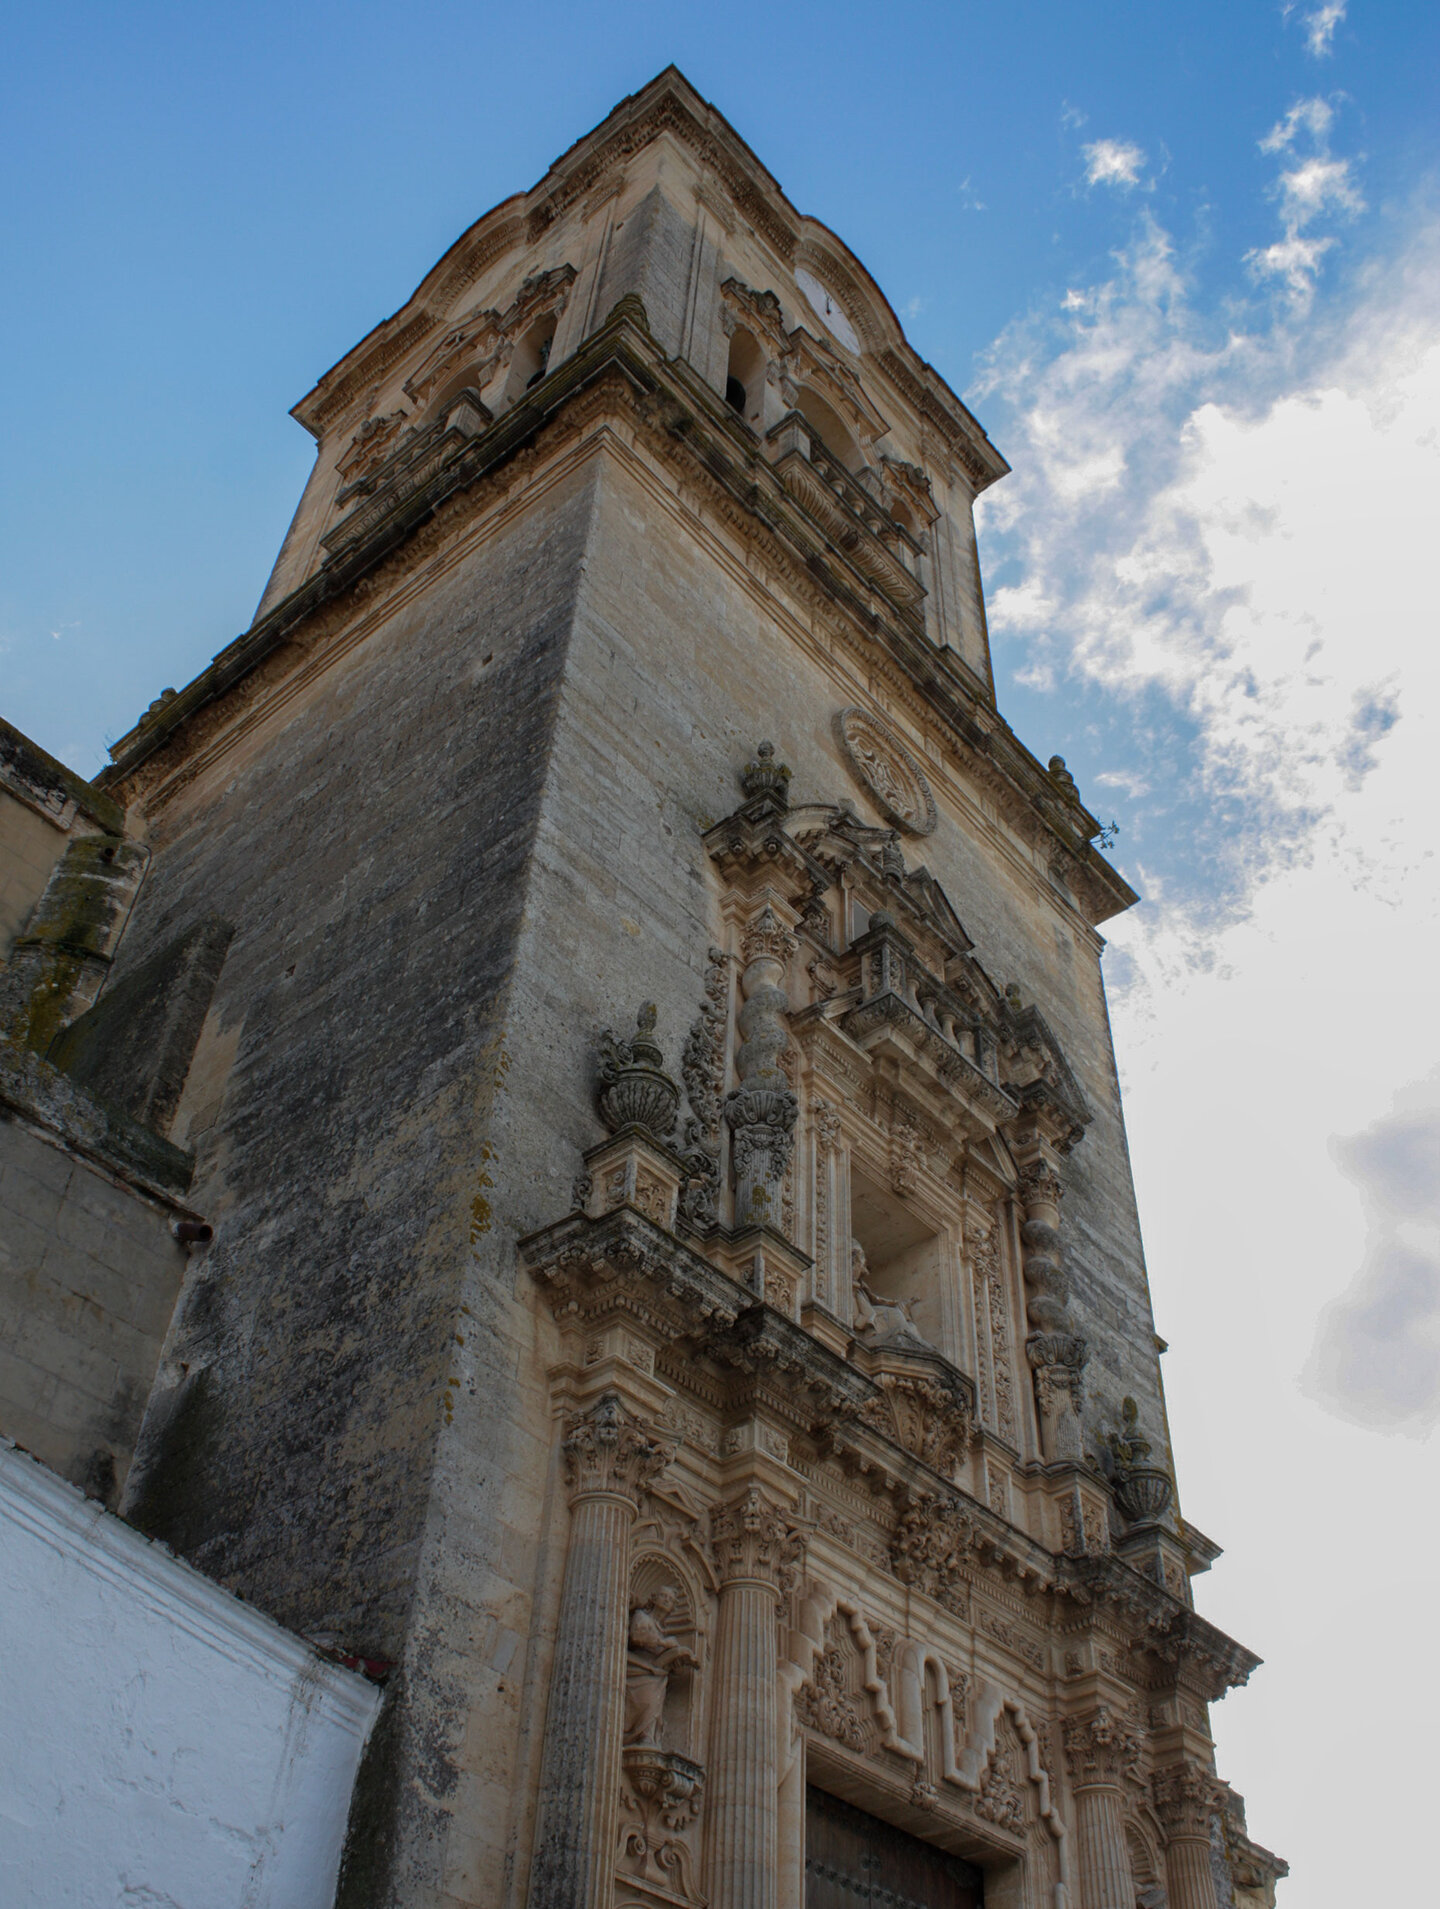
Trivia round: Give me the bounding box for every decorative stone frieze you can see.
[724,905,799,1229]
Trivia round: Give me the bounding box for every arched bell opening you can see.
[504,312,557,406]
[795,385,864,472]
[725,325,765,428]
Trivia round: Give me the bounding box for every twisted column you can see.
[530,1394,669,1909]
[1063,1708,1139,1909]
[1154,1763,1221,1909]
[725,906,798,1230]
[703,1486,803,1909]
[1019,1162,1087,1459]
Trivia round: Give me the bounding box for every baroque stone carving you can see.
[971,1224,1018,1443]
[724,905,798,1228]
[1102,1397,1175,1526]
[889,1497,973,1614]
[835,707,938,836]
[625,1586,698,1746]
[678,947,729,1231]
[851,1242,928,1349]
[709,1485,803,1593]
[562,1393,672,1506]
[617,1747,706,1902]
[856,1371,974,1475]
[739,738,791,808]
[598,1003,681,1142]
[793,1618,868,1752]
[976,1723,1028,1835]
[1062,1706,1142,1789]
[1017,1164,1089,1460]
[1153,1761,1219,1840]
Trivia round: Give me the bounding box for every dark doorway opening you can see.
[805,1785,984,1907]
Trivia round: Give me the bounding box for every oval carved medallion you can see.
[835,708,937,836]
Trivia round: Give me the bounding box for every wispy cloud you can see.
[1285,1,1347,59]
[1083,138,1148,191]
[956,176,987,212]
[1248,96,1364,305]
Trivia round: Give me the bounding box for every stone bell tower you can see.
[80,67,1283,1909]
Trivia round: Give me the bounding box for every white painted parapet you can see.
[0,1438,380,1909]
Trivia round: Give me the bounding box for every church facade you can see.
[0,70,1285,1909]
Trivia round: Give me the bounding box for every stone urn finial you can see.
[740,739,791,808]
[597,1004,680,1141]
[1103,1397,1173,1525]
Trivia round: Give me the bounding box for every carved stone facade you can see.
[2,68,1283,1909]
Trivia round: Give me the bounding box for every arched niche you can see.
[725,325,765,427]
[626,1549,704,1760]
[796,384,864,472]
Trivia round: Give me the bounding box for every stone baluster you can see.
[1154,1763,1221,1909]
[725,905,798,1230]
[530,1394,670,1909]
[703,1485,803,1909]
[1062,1709,1139,1909]
[1019,1161,1088,1459]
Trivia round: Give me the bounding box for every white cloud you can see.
[1288,1,1347,58]
[1083,138,1148,190]
[1260,95,1335,152]
[1248,93,1363,305]
[973,199,1440,1905]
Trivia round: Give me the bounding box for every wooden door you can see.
[804,1786,984,1908]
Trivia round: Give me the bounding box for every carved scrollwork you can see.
[1061,1705,1141,1790]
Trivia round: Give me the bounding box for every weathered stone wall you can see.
[0,1115,189,1503]
[116,466,600,1680]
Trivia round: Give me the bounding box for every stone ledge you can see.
[0,1041,195,1204]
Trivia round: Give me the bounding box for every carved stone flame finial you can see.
[740,739,791,809]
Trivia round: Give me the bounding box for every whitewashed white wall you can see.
[0,1438,381,1909]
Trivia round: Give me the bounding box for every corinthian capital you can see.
[1153,1762,1219,1840]
[709,1485,803,1593]
[562,1392,671,1506]
[1062,1706,1140,1789]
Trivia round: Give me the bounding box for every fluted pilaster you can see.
[530,1395,669,1909]
[1063,1708,1138,1909]
[1154,1763,1221,1909]
[703,1487,802,1909]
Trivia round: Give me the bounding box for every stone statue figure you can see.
[624,1586,697,1747]
[850,1241,929,1349]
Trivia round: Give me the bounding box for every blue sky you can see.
[3,5,1438,1902]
